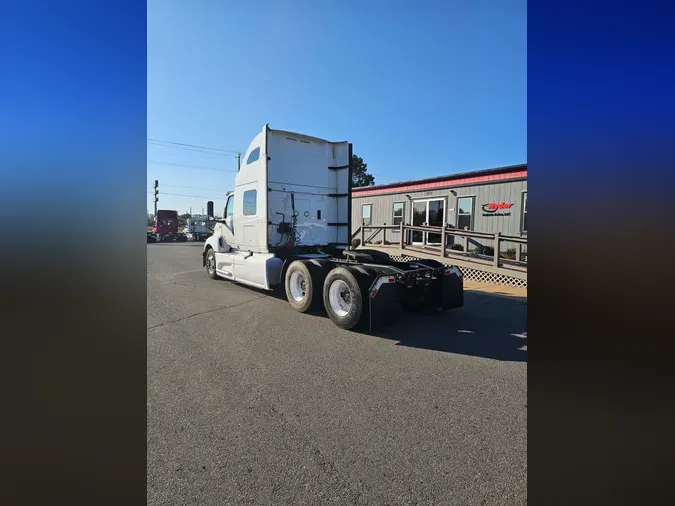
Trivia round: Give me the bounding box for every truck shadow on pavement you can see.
[365,290,527,362]
[261,287,527,363]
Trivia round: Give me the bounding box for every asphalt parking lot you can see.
[147,243,527,505]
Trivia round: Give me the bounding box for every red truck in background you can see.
[151,209,187,242]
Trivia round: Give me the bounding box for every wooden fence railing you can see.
[358,222,527,272]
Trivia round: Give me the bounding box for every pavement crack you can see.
[147,296,266,330]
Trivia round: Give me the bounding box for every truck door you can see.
[237,183,260,248]
[222,194,235,246]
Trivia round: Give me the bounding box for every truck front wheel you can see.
[205,249,218,279]
[323,267,364,330]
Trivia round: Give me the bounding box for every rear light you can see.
[371,276,397,298]
[445,267,463,279]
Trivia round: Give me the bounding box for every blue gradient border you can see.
[528,1,674,504]
[1,1,147,504]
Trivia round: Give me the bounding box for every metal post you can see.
[399,222,404,250]
[440,225,446,258]
[516,243,522,262]
[361,220,365,246]
[494,232,500,267]
[463,235,468,254]
[153,179,159,216]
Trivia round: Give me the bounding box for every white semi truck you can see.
[184,217,210,242]
[203,125,464,331]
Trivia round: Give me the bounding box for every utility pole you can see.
[236,153,241,172]
[153,180,159,216]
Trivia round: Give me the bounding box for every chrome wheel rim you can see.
[289,271,306,302]
[329,279,352,317]
[206,254,215,273]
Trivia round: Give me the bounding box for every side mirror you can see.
[207,201,214,220]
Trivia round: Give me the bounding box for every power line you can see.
[147,190,227,200]
[149,138,398,182]
[162,184,231,192]
[148,141,238,157]
[148,138,241,154]
[147,160,237,173]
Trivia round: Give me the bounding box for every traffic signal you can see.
[154,180,159,202]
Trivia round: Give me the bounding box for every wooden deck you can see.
[356,243,528,280]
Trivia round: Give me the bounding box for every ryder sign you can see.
[481,202,514,217]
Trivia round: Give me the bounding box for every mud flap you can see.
[441,269,464,310]
[368,280,399,332]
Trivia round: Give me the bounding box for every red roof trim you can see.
[353,170,527,197]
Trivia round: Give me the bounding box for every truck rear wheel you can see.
[285,261,321,313]
[323,267,364,330]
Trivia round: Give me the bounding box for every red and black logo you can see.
[481,202,514,213]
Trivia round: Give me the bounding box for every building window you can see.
[457,196,474,230]
[243,189,257,216]
[392,202,404,227]
[362,204,372,226]
[521,192,527,233]
[246,147,260,165]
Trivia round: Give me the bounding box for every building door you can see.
[411,199,445,245]
[412,200,427,244]
[426,199,445,244]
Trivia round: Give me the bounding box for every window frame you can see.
[521,191,527,234]
[242,189,257,216]
[392,201,405,228]
[224,195,234,219]
[361,203,372,226]
[246,147,260,165]
[456,196,475,231]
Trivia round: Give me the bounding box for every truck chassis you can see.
[204,246,463,332]
[156,232,188,243]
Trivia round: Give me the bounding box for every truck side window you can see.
[225,195,234,219]
[243,190,257,216]
[247,147,260,165]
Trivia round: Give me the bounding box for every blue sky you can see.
[148,0,526,215]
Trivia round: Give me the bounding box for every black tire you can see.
[285,261,321,313]
[205,248,218,279]
[322,267,365,330]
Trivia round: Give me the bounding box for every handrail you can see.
[362,224,526,243]
[357,222,527,270]
[362,225,400,230]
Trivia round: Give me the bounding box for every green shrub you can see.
[502,248,517,260]
[449,244,464,251]
[351,238,361,249]
[475,245,494,256]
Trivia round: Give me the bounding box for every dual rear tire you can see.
[284,260,326,313]
[322,267,365,330]
[284,261,368,330]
